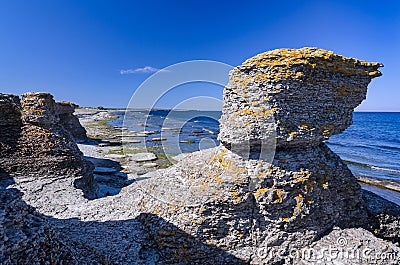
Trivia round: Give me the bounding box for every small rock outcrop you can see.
[56,101,87,141]
[0,92,94,195]
[0,92,100,263]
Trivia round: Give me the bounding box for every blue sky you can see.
[0,0,399,110]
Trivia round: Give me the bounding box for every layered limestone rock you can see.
[218,47,383,149]
[127,48,389,264]
[0,94,22,180]
[0,92,94,196]
[56,101,87,141]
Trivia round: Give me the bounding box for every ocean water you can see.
[110,111,400,183]
[326,112,400,182]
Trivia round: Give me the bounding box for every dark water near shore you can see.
[110,111,400,184]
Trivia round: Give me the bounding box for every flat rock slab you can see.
[147,137,166,142]
[128,152,157,162]
[94,167,118,174]
[122,139,141,144]
[142,163,158,168]
[121,165,148,175]
[104,154,126,159]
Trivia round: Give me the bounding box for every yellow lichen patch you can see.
[230,189,242,202]
[273,189,285,203]
[231,73,252,89]
[254,188,269,199]
[208,150,228,165]
[234,108,277,119]
[295,194,304,208]
[258,171,267,180]
[321,123,334,137]
[282,217,290,223]
[322,183,329,189]
[241,47,382,78]
[299,123,309,130]
[293,171,311,183]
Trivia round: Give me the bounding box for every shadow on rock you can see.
[1,176,246,264]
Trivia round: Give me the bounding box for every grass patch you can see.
[107,148,145,155]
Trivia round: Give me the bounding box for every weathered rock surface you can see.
[56,101,88,141]
[292,227,400,265]
[218,47,383,150]
[128,152,157,162]
[0,92,94,196]
[0,184,109,265]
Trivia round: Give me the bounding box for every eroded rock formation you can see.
[219,47,383,149]
[0,92,94,195]
[0,92,100,263]
[128,48,398,264]
[56,101,87,141]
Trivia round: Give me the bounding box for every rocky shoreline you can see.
[1,48,400,264]
[73,108,175,198]
[76,108,400,204]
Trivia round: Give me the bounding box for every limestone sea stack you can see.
[133,48,390,264]
[219,47,383,150]
[0,92,100,263]
[0,92,94,196]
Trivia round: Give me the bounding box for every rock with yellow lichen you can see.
[0,92,94,195]
[218,47,383,149]
[126,48,399,264]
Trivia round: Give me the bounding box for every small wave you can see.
[202,128,215,134]
[371,166,400,173]
[343,160,400,173]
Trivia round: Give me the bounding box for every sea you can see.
[110,111,400,203]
